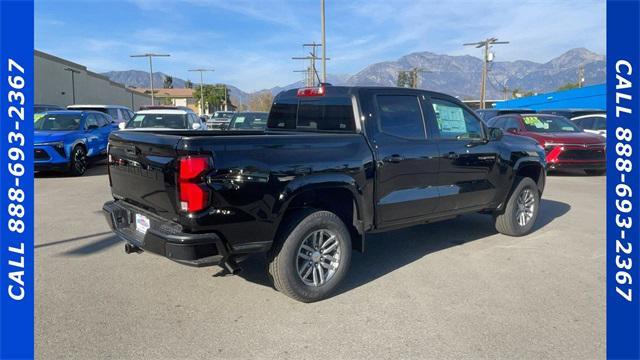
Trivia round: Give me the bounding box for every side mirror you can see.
[118,122,126,130]
[506,127,519,134]
[489,127,503,141]
[87,124,99,130]
[192,123,201,130]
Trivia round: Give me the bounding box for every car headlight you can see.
[35,141,66,157]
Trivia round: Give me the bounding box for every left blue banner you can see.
[0,0,34,359]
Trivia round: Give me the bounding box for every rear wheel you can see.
[267,209,352,303]
[69,145,87,176]
[494,177,539,236]
[585,169,606,176]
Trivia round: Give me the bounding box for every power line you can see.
[130,53,170,105]
[463,38,509,109]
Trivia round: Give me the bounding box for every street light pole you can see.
[188,68,215,115]
[320,0,327,84]
[130,53,170,105]
[63,67,80,104]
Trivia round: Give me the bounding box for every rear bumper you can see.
[102,200,228,267]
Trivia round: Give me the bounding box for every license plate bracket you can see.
[135,213,150,234]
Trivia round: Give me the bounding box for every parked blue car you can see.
[34,110,117,175]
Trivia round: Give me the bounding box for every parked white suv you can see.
[67,104,134,125]
[572,114,607,137]
[119,108,206,131]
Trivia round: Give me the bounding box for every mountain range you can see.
[101,47,605,102]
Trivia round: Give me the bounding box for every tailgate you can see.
[108,131,182,219]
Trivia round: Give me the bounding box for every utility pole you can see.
[320,0,327,84]
[292,42,329,87]
[188,68,215,115]
[63,67,80,104]
[130,53,170,105]
[463,38,508,109]
[578,65,585,88]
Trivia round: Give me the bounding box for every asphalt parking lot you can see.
[35,163,605,359]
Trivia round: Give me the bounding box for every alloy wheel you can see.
[296,229,341,287]
[515,188,535,227]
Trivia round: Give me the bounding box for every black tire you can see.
[69,145,87,176]
[494,177,540,236]
[267,209,352,303]
[585,169,606,176]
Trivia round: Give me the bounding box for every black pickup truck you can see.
[103,86,546,302]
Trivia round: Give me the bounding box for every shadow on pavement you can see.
[46,198,570,294]
[36,231,114,249]
[35,159,108,178]
[236,198,571,292]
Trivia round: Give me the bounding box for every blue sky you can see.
[35,0,605,91]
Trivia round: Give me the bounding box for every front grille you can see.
[558,148,605,161]
[34,149,50,160]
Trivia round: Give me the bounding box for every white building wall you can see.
[35,50,151,110]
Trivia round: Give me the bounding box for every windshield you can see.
[522,115,582,133]
[228,113,268,130]
[127,114,187,129]
[35,114,82,131]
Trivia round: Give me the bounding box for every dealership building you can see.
[35,50,151,110]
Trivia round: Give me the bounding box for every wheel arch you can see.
[274,174,366,252]
[513,158,545,195]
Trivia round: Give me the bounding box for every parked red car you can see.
[488,113,606,175]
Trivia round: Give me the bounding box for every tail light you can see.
[178,155,212,213]
[297,85,325,97]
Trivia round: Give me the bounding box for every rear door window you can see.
[376,95,426,140]
[594,117,606,130]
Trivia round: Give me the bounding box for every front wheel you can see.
[69,145,87,176]
[267,209,352,302]
[494,177,540,236]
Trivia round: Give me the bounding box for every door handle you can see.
[383,154,405,163]
[447,152,459,159]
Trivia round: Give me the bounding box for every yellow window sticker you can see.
[522,116,548,129]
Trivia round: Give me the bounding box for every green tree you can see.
[557,82,580,91]
[185,79,193,89]
[511,88,536,98]
[397,71,411,87]
[163,75,173,89]
[192,84,234,113]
